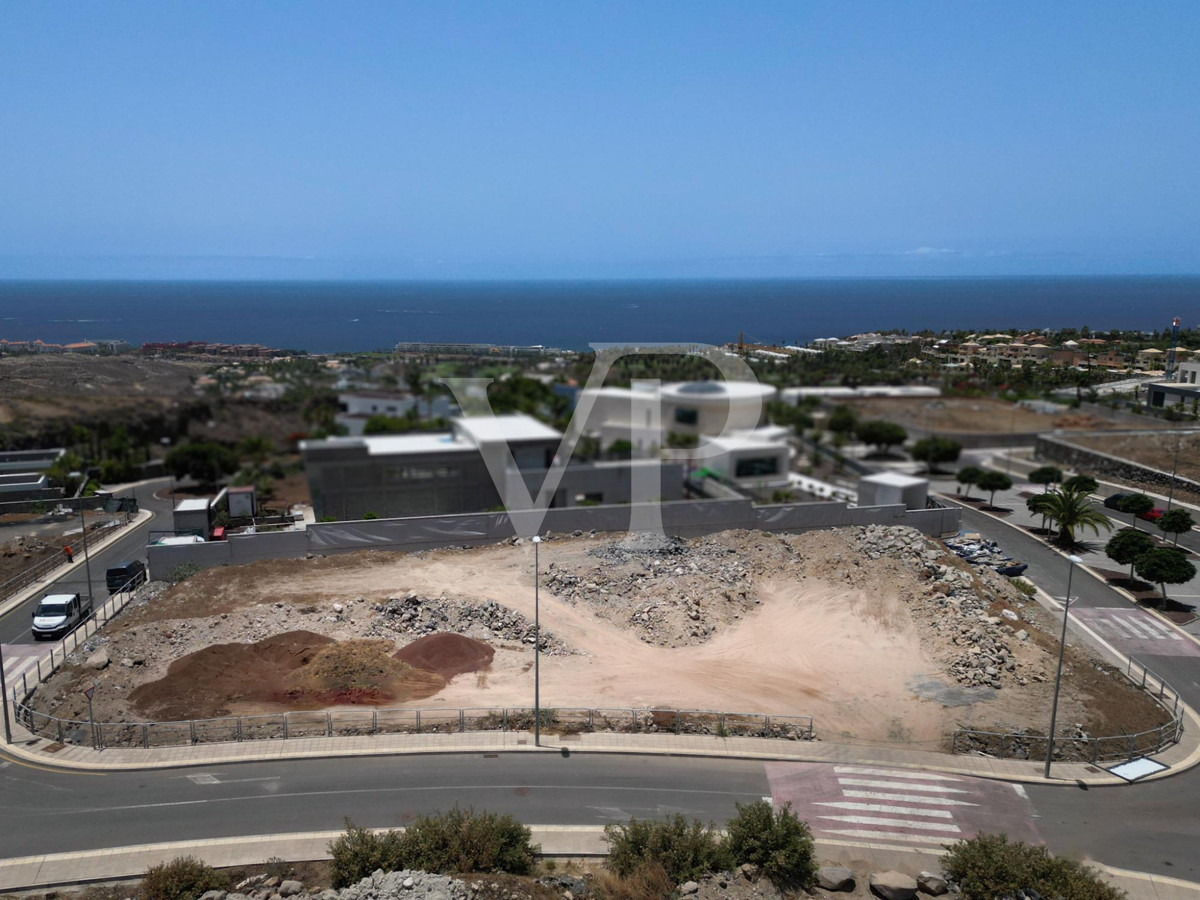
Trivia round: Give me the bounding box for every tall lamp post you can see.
[532,534,542,747]
[1045,554,1083,779]
[1166,433,1183,513]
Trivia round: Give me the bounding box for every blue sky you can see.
[1,3,1197,279]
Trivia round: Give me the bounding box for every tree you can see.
[910,437,963,474]
[765,400,813,436]
[1158,508,1196,547]
[239,435,273,467]
[977,471,1014,508]
[956,466,984,499]
[45,451,84,494]
[1028,466,1062,492]
[1062,474,1099,495]
[606,439,633,460]
[164,442,239,486]
[1040,487,1114,546]
[1026,494,1055,534]
[1117,493,1155,530]
[1105,528,1156,582]
[853,420,908,453]
[1135,548,1196,603]
[826,405,858,437]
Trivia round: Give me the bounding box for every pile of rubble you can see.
[542,532,769,647]
[849,525,1039,691]
[369,592,576,656]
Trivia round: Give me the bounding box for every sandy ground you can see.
[32,528,1169,748]
[846,396,1170,435]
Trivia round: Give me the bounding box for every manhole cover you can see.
[515,787,533,796]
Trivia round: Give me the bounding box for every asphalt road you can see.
[0,480,173,645]
[1,486,1200,879]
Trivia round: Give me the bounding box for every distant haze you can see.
[1,3,1197,279]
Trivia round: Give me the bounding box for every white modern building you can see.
[856,472,929,510]
[335,390,457,436]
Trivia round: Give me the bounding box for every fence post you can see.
[189,720,197,745]
[632,709,638,733]
[326,712,332,737]
[36,658,42,682]
[371,709,377,735]
[675,710,681,734]
[1127,732,1136,760]
[1141,668,1147,689]
[502,708,508,733]
[49,647,55,669]
[1090,738,1099,764]
[764,715,771,737]
[283,715,289,740]
[589,709,594,731]
[143,724,149,749]
[415,710,421,734]
[237,718,243,742]
[459,709,465,732]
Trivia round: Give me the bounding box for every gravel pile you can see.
[369,592,575,656]
[543,532,767,648]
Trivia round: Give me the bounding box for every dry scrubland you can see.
[32,527,1167,746]
[846,396,1171,435]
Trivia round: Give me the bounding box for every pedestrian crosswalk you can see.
[1071,607,1200,658]
[767,763,1039,849]
[1,644,50,687]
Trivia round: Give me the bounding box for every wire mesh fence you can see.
[951,656,1184,764]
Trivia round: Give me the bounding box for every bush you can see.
[943,833,1125,900]
[604,814,731,883]
[591,861,676,900]
[399,807,538,876]
[328,820,405,888]
[167,562,202,583]
[141,856,231,900]
[723,800,817,890]
[1009,577,1037,597]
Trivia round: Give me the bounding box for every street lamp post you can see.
[1045,554,1083,779]
[0,644,10,744]
[1166,433,1183,513]
[77,500,94,605]
[532,534,542,747]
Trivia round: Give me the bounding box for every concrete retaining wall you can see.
[148,498,961,579]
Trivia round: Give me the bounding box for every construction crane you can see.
[1166,316,1182,381]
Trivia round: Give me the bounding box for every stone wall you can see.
[1035,432,1200,499]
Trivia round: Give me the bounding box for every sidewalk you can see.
[0,823,1196,900]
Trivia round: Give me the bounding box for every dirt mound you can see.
[129,631,444,719]
[394,633,495,679]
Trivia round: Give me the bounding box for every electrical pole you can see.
[532,535,542,747]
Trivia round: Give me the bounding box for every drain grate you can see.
[42,742,66,753]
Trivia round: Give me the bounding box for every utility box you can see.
[857,472,929,510]
[228,485,257,518]
[173,498,212,537]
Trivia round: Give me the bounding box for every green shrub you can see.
[328,820,405,888]
[1009,577,1037,597]
[167,562,202,583]
[943,833,1125,900]
[141,855,230,900]
[398,807,538,876]
[603,814,731,883]
[723,800,817,890]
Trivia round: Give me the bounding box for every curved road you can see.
[2,486,1199,883]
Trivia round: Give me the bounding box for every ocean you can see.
[0,277,1195,352]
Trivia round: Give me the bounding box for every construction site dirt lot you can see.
[1065,430,1200,480]
[846,396,1170,435]
[31,527,1169,748]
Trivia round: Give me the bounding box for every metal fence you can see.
[0,512,124,602]
[12,699,815,750]
[951,656,1185,764]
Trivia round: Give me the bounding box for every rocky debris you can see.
[542,533,766,647]
[917,872,948,896]
[334,870,472,900]
[817,866,856,891]
[680,880,700,895]
[371,593,576,656]
[280,881,305,897]
[85,648,109,670]
[869,870,918,900]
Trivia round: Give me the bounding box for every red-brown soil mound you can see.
[129,631,444,719]
[394,632,495,679]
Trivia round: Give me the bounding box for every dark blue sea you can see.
[0,277,1196,352]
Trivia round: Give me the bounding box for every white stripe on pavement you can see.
[836,779,969,794]
[820,828,952,845]
[815,802,953,818]
[831,766,960,781]
[818,815,961,832]
[841,790,978,806]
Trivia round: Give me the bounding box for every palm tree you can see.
[1041,487,1115,547]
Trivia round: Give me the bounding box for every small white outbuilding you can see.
[857,472,929,510]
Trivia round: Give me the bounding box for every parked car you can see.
[1103,493,1132,510]
[31,592,93,640]
[105,559,147,594]
[1140,507,1166,522]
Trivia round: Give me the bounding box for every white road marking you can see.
[1011,784,1028,799]
[815,801,952,818]
[832,766,960,781]
[841,790,978,807]
[818,815,961,832]
[186,774,219,785]
[820,828,951,845]
[836,779,969,794]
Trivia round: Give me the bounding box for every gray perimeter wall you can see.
[148,498,960,579]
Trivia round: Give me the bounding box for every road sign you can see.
[82,685,95,701]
